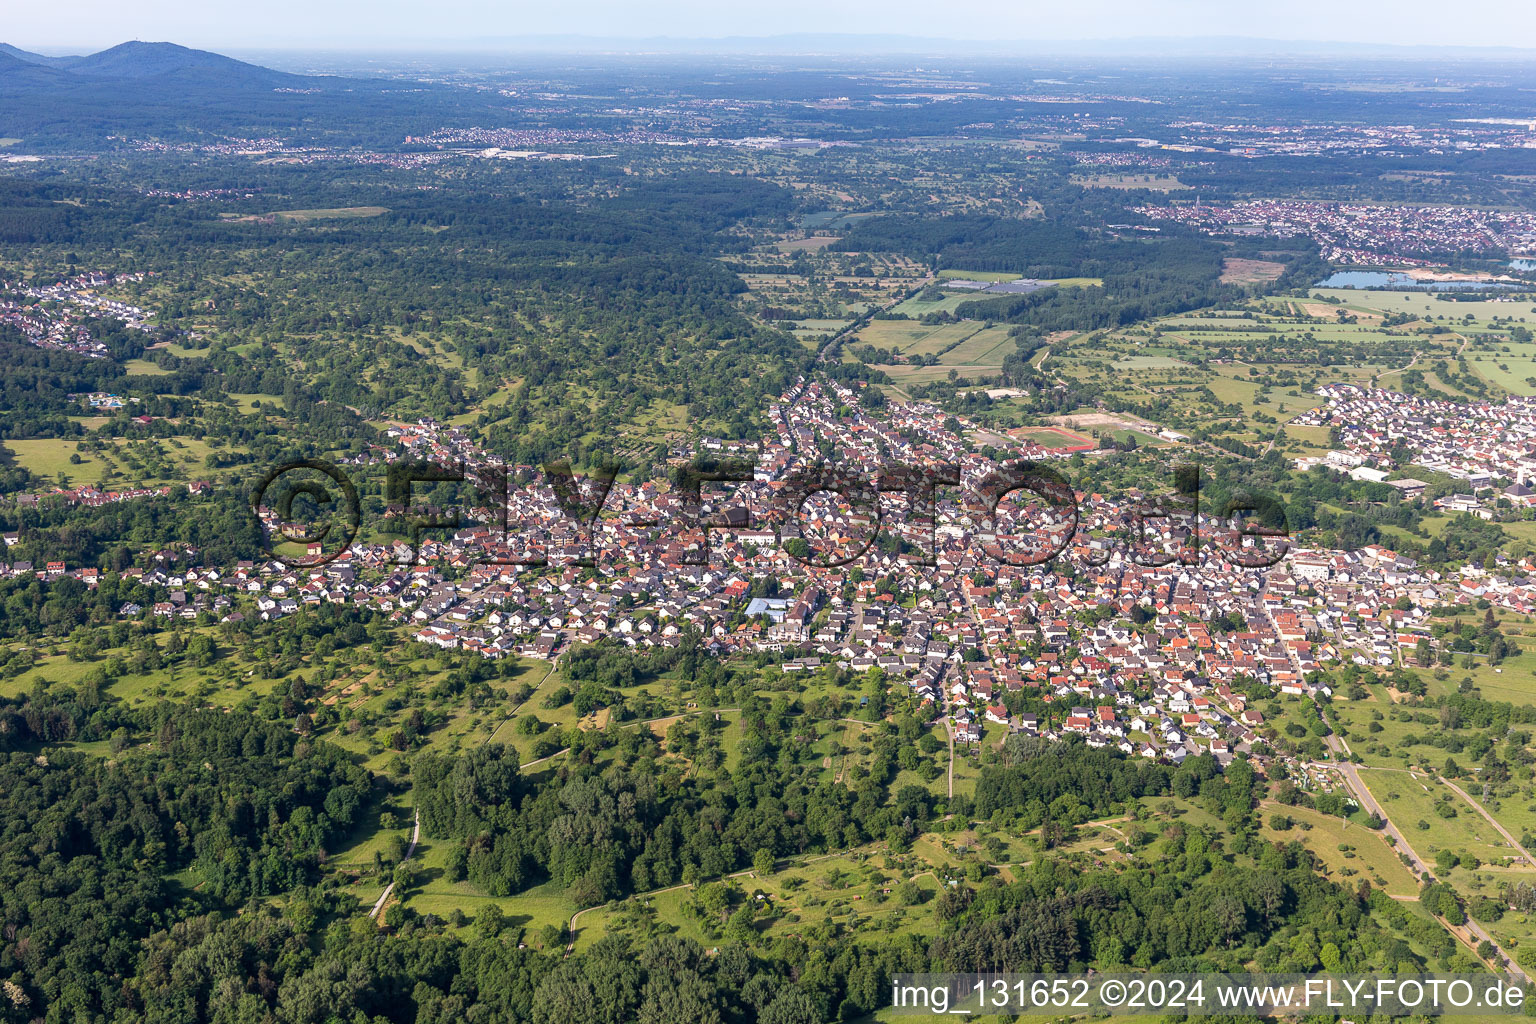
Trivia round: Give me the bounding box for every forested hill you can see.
[0,710,1450,1024]
[0,170,811,464]
[0,707,371,1021]
[833,212,1258,330]
[0,42,497,149]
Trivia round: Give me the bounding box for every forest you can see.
[3,45,1536,1024]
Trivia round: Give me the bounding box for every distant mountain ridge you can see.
[0,42,65,65]
[0,39,491,151]
[0,40,294,84]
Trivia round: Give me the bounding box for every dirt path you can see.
[367,809,420,921]
[946,717,955,800]
[1438,775,1536,869]
[484,658,558,746]
[1319,743,1528,980]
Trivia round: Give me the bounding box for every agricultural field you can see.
[774,235,841,251]
[1220,258,1287,285]
[935,269,1019,283]
[220,206,390,222]
[890,292,980,317]
[1072,172,1189,190]
[1029,293,1521,458]
[1325,290,1536,323]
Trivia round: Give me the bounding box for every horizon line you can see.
[9,32,1536,59]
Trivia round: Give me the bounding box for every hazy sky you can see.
[8,0,1536,52]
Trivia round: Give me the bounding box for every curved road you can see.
[1316,744,1527,981]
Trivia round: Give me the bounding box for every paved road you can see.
[368,809,421,920]
[813,278,931,364]
[1314,746,1527,980]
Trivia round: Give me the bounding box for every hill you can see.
[0,47,73,87]
[0,43,71,66]
[54,40,290,82]
[0,39,514,150]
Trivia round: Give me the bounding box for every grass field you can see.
[942,325,1016,363]
[856,320,972,356]
[1073,173,1189,191]
[1435,661,1536,705]
[774,236,841,251]
[1032,296,1499,461]
[936,269,1019,282]
[228,392,283,414]
[1260,802,1421,897]
[399,834,579,943]
[791,317,854,333]
[1113,354,1192,369]
[571,840,945,954]
[800,210,878,231]
[890,293,981,317]
[1467,338,1536,392]
[5,438,103,484]
[223,206,390,222]
[1335,290,1536,322]
[857,318,1016,372]
[1361,769,1523,867]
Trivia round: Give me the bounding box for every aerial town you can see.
[0,269,156,357]
[14,371,1510,779]
[8,30,1536,1019]
[1135,199,1536,265]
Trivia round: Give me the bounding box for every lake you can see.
[1315,270,1525,291]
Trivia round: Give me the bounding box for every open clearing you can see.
[1261,803,1421,898]
[775,235,841,250]
[5,439,102,483]
[1011,425,1096,451]
[222,206,389,223]
[1072,173,1189,191]
[1220,258,1287,285]
[1047,411,1163,434]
